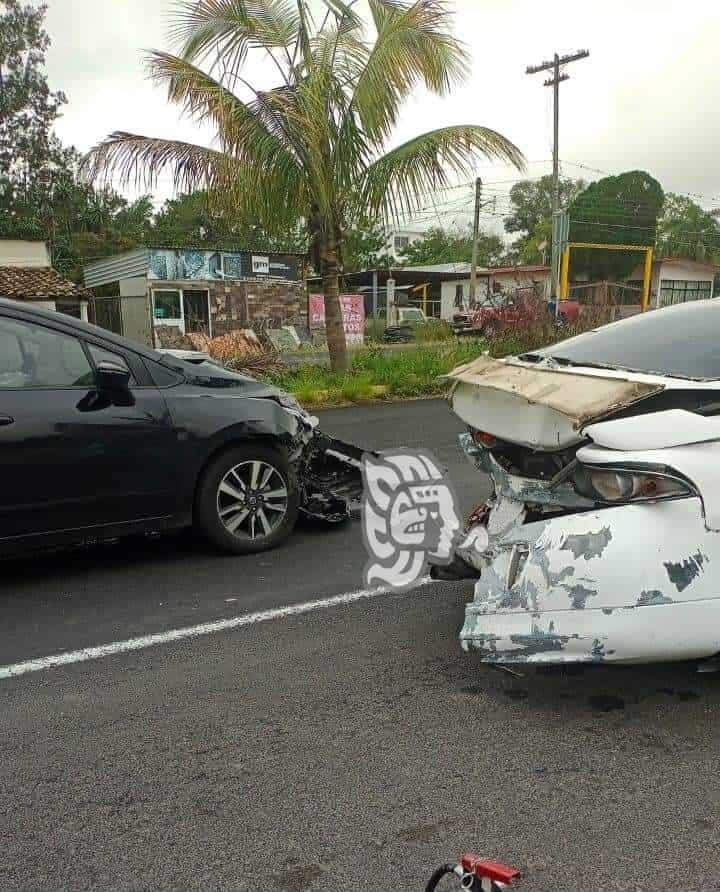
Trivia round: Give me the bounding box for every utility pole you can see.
[469,177,482,310]
[526,50,589,303]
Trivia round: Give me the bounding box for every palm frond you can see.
[360,125,525,222]
[345,0,469,146]
[214,162,307,235]
[318,0,362,29]
[82,133,233,194]
[147,51,303,170]
[170,0,299,78]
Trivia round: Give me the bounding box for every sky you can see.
[42,0,720,232]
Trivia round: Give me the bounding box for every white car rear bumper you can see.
[459,496,720,664]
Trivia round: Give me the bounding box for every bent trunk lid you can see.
[447,356,664,450]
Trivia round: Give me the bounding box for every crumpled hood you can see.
[447,355,664,450]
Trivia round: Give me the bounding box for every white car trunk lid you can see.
[447,355,664,450]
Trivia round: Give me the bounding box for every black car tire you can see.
[195,444,299,554]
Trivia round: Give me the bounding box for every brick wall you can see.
[208,280,308,335]
[151,279,308,337]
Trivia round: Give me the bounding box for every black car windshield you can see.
[527,300,720,380]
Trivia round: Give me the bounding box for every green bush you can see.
[262,312,605,408]
[364,318,386,343]
[412,319,455,342]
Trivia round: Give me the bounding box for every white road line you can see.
[0,578,433,681]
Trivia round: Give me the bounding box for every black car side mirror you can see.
[95,361,132,404]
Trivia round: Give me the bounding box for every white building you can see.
[627,257,717,308]
[0,240,90,319]
[383,227,425,259]
[404,262,550,320]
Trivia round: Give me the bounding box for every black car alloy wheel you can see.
[195,445,299,554]
[217,460,288,540]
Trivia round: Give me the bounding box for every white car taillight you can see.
[582,467,695,504]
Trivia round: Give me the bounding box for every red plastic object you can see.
[472,429,497,448]
[460,855,521,885]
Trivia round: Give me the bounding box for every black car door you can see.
[0,312,180,542]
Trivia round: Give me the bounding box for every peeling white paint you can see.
[455,465,720,664]
[446,355,720,665]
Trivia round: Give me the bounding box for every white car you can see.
[439,299,720,666]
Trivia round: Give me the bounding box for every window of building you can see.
[394,236,410,252]
[659,278,712,307]
[152,290,182,322]
[0,318,93,389]
[152,289,211,336]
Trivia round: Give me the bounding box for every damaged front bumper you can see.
[455,436,720,665]
[295,421,372,522]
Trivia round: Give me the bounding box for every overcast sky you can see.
[43,0,720,229]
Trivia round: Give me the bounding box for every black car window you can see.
[0,317,93,389]
[535,300,720,380]
[86,343,135,386]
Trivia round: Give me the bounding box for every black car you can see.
[0,299,365,557]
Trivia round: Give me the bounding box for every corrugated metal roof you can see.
[83,248,150,289]
[489,264,550,275]
[146,243,306,256]
[403,262,480,274]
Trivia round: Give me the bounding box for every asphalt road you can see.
[2,399,720,891]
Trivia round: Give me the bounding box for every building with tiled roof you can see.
[0,240,90,320]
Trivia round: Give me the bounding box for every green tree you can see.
[0,1,153,279]
[568,170,664,280]
[504,174,585,235]
[0,0,71,225]
[341,217,387,273]
[151,190,305,252]
[84,0,523,370]
[398,224,505,266]
[656,193,720,262]
[49,179,154,280]
[513,218,552,265]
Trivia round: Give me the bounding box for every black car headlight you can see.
[577,465,695,504]
[275,392,303,412]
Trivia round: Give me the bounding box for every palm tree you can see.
[84,0,524,370]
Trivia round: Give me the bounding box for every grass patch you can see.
[266,340,486,408]
[263,311,608,409]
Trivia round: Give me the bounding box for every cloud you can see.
[42,0,720,211]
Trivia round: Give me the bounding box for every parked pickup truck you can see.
[452,293,581,337]
[383,307,430,342]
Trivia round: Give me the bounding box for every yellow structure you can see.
[560,242,654,311]
[410,282,430,316]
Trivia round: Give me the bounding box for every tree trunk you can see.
[323,237,349,371]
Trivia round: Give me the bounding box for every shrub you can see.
[364,318,386,343]
[412,319,455,342]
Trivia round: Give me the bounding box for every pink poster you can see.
[309,293,365,345]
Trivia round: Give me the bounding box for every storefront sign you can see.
[251,255,270,275]
[309,294,365,345]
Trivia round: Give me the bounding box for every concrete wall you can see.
[0,240,51,268]
[490,269,551,297]
[383,228,425,260]
[440,279,490,320]
[119,276,147,297]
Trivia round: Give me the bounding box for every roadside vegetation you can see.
[264,309,609,407]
